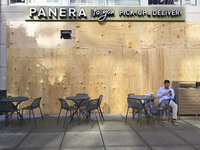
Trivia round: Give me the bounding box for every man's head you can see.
[164,80,170,89]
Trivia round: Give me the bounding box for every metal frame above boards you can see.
[25,6,185,22]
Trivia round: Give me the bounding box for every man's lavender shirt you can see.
[157,86,175,103]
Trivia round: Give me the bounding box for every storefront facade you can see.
[1,0,200,114]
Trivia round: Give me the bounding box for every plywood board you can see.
[7,22,200,114]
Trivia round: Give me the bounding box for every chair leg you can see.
[152,115,155,124]
[99,107,105,121]
[136,110,140,124]
[139,110,142,127]
[11,113,13,121]
[29,110,31,120]
[88,111,92,129]
[32,110,37,126]
[39,107,44,121]
[146,111,150,125]
[125,107,129,122]
[132,108,135,119]
[168,108,172,122]
[159,110,164,128]
[167,109,170,122]
[63,110,68,128]
[69,110,72,124]
[21,109,25,125]
[159,110,162,121]
[57,108,62,124]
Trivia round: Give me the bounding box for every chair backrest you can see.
[98,95,103,107]
[87,99,98,111]
[158,100,169,109]
[76,93,89,97]
[59,98,69,108]
[128,93,135,98]
[31,97,42,108]
[127,98,144,109]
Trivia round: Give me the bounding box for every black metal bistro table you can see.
[129,95,156,110]
[129,95,156,101]
[66,96,90,125]
[128,95,156,120]
[0,97,29,125]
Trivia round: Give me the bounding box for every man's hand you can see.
[168,91,172,96]
[162,92,168,95]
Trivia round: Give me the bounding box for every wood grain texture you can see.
[6,22,200,114]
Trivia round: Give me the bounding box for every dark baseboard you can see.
[0,90,7,115]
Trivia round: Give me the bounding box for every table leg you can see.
[13,102,24,125]
[5,112,14,126]
[16,111,24,125]
[78,109,80,125]
[79,109,88,121]
[70,108,78,122]
[70,99,89,125]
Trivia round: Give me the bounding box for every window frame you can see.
[70,0,106,6]
[8,0,198,6]
[105,0,140,6]
[8,0,68,5]
[148,0,198,7]
[182,0,198,6]
[9,0,27,5]
[27,0,63,5]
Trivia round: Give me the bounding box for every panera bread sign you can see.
[25,7,185,22]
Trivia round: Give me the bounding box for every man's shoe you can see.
[172,119,179,126]
[162,118,167,123]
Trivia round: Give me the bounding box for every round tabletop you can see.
[129,95,156,100]
[1,97,29,102]
[66,96,90,101]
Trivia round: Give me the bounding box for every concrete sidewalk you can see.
[0,114,200,150]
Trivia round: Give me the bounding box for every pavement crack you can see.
[59,117,69,150]
[164,120,199,150]
[96,114,106,150]
[120,113,152,150]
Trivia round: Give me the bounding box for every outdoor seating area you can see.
[1,93,200,149]
[0,93,177,128]
[0,93,105,128]
[0,114,200,150]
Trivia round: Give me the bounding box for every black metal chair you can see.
[81,97,102,128]
[125,94,145,126]
[75,93,89,107]
[0,101,21,126]
[143,99,164,127]
[164,95,178,121]
[156,99,172,128]
[22,97,43,126]
[57,98,77,127]
[128,93,135,97]
[158,99,170,118]
[125,93,136,121]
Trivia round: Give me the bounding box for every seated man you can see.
[157,80,178,126]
